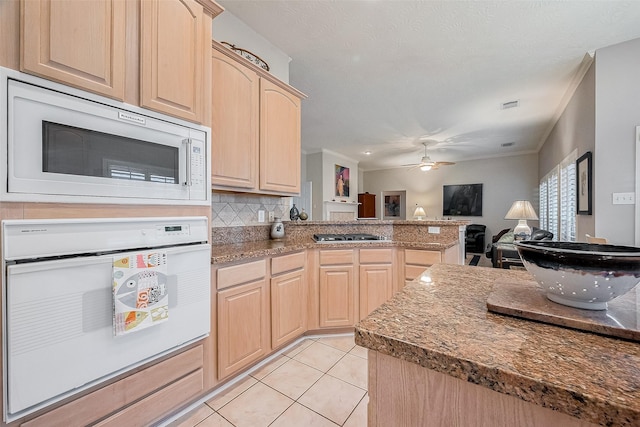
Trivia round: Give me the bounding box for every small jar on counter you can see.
[270,217,285,239]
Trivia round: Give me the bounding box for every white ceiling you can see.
[218,1,640,171]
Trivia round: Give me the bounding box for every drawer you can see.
[359,248,393,264]
[94,368,204,426]
[319,249,355,265]
[271,251,305,275]
[23,345,204,427]
[405,265,429,281]
[405,249,441,266]
[217,259,266,290]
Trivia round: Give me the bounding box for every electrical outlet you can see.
[268,211,274,222]
[612,192,635,205]
[428,226,441,234]
[258,210,265,223]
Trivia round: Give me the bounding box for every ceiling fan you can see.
[402,142,456,171]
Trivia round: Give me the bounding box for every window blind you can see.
[539,150,577,241]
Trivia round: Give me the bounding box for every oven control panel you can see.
[156,224,191,237]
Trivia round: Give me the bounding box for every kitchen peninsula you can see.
[355,263,640,427]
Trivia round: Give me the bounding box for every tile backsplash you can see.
[211,192,292,227]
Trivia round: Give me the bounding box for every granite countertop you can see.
[284,219,470,226]
[355,263,640,427]
[211,238,458,264]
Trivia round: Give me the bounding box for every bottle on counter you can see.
[270,217,285,239]
[290,204,300,221]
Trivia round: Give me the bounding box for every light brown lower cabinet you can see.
[319,265,355,327]
[271,252,307,348]
[359,264,393,319]
[359,248,394,320]
[318,249,356,328]
[217,278,270,380]
[404,249,442,280]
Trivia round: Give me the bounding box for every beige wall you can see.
[593,38,640,245]
[538,37,640,245]
[306,150,360,220]
[538,61,596,240]
[363,153,539,242]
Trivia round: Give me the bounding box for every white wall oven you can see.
[2,217,211,421]
[0,67,210,205]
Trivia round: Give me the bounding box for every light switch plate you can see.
[258,210,265,223]
[612,192,635,205]
[428,226,441,234]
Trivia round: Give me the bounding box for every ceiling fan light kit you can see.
[404,142,456,172]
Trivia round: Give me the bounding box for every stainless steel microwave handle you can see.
[182,139,192,186]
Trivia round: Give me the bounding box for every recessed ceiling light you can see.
[501,100,519,110]
[364,151,371,155]
[501,142,515,147]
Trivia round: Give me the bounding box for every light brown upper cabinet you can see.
[21,0,127,100]
[211,48,259,189]
[259,78,301,194]
[140,0,208,123]
[20,0,222,124]
[211,41,306,196]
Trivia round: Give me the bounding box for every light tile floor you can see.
[166,334,368,427]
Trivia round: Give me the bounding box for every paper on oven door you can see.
[112,251,168,336]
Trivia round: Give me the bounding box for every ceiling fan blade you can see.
[435,161,455,166]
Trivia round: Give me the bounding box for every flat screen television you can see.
[442,183,483,216]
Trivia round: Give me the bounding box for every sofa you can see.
[486,227,553,268]
[465,224,486,254]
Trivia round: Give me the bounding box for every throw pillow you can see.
[497,231,514,243]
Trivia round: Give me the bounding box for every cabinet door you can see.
[217,279,270,379]
[259,78,301,194]
[404,249,442,280]
[319,265,354,328]
[271,269,306,348]
[211,48,259,189]
[359,264,393,320]
[358,193,376,218]
[21,0,126,100]
[140,0,205,123]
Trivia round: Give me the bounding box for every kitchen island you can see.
[355,264,640,427]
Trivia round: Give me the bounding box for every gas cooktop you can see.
[313,233,383,242]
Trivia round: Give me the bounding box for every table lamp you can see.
[504,200,538,240]
[413,205,426,220]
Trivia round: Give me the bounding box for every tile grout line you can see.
[260,354,349,427]
[172,335,364,427]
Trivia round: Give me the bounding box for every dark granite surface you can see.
[487,279,640,342]
[355,264,640,427]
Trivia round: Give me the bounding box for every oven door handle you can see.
[182,138,192,187]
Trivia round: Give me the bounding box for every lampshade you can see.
[505,200,538,240]
[504,200,538,220]
[413,205,426,220]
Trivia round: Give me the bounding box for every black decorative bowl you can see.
[515,241,640,310]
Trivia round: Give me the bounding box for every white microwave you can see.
[0,67,210,205]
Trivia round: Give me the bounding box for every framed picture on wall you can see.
[381,190,406,220]
[442,184,483,216]
[335,164,350,197]
[577,151,592,215]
